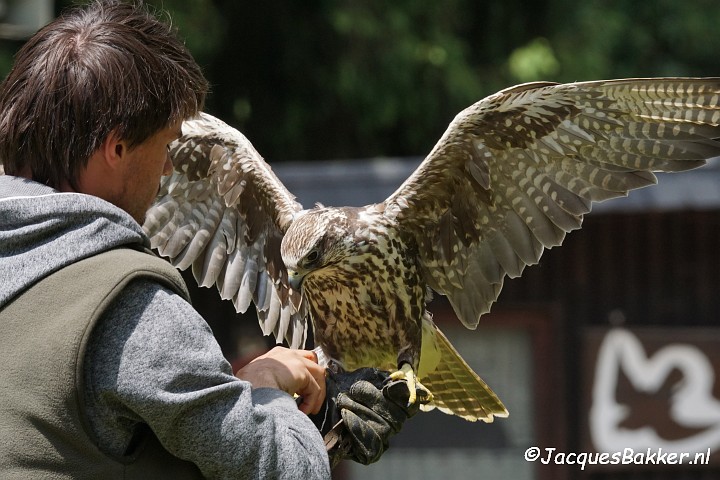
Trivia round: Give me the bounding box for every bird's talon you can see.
[390,363,427,405]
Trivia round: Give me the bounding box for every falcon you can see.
[144,78,720,422]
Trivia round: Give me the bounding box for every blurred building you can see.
[187,157,720,480]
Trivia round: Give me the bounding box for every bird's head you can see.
[280,207,358,292]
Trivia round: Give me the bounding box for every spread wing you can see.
[143,113,308,348]
[383,78,720,329]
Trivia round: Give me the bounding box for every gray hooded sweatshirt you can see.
[0,175,330,479]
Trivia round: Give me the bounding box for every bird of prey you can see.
[144,78,720,422]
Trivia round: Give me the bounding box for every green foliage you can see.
[508,38,560,83]
[1,0,719,161]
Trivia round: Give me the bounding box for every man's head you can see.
[0,0,208,221]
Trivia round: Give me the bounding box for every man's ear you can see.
[74,129,127,196]
[98,129,127,170]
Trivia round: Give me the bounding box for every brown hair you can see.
[0,0,208,189]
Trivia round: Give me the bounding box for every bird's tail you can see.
[419,326,509,422]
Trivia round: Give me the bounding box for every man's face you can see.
[115,121,182,224]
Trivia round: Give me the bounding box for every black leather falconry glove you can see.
[308,367,430,469]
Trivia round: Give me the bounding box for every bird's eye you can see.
[306,250,319,264]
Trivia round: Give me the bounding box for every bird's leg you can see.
[326,358,346,375]
[390,363,417,404]
[389,362,433,406]
[312,346,347,375]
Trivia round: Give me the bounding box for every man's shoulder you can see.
[72,248,190,302]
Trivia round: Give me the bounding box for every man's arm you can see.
[83,279,330,479]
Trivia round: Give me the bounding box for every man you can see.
[0,1,416,478]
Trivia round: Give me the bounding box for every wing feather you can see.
[383,78,720,328]
[143,113,308,348]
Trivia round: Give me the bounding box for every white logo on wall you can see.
[590,328,720,453]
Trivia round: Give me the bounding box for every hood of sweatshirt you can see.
[0,175,149,309]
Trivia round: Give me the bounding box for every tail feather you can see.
[420,327,508,422]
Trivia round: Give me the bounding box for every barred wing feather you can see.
[143,113,308,348]
[384,78,720,329]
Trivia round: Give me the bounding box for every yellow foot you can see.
[389,363,433,406]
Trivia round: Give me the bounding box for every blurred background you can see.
[3,1,720,479]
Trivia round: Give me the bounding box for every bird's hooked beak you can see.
[287,269,306,292]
